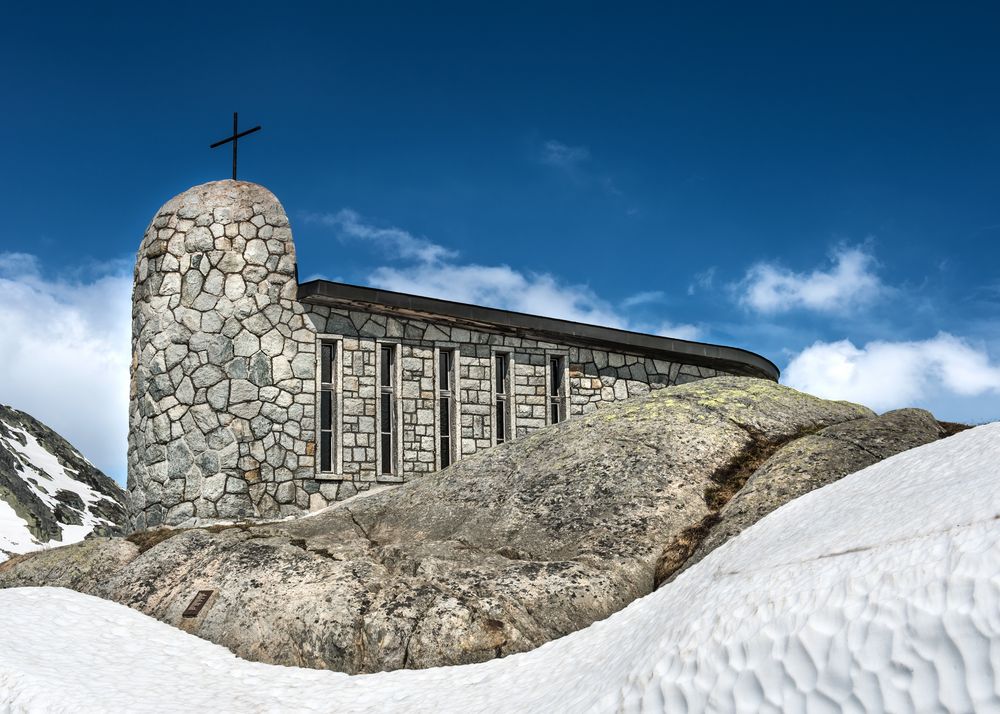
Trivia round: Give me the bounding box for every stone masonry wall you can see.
[459,349,493,456]
[130,181,736,530]
[338,337,376,484]
[299,304,720,509]
[400,345,436,476]
[513,356,548,435]
[128,181,317,529]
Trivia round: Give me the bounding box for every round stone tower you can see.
[128,181,317,530]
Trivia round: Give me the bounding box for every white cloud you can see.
[320,210,701,338]
[0,253,131,482]
[783,333,1000,414]
[303,209,456,264]
[540,140,590,169]
[739,246,884,313]
[622,291,665,309]
[371,262,629,328]
[652,322,703,342]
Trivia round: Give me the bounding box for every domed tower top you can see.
[136,180,296,289]
[128,179,317,529]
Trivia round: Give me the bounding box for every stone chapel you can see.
[127,180,778,529]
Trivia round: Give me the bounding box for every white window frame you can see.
[491,348,515,445]
[434,345,461,469]
[315,335,343,479]
[545,350,570,426]
[375,340,403,481]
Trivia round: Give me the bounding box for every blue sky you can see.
[1,2,999,481]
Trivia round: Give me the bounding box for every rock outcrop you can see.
[0,405,127,561]
[659,407,951,584]
[0,377,953,672]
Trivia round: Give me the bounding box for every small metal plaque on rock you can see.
[182,590,214,618]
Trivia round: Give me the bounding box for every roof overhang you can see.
[298,280,780,381]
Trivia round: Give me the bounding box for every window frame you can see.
[376,341,402,480]
[546,351,569,426]
[435,346,459,469]
[492,350,514,445]
[314,335,343,479]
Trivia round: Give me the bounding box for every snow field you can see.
[1,423,999,713]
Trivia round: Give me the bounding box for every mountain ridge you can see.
[0,404,126,561]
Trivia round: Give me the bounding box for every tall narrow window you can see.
[380,346,395,475]
[438,350,454,468]
[319,341,336,473]
[495,353,510,444]
[549,356,565,424]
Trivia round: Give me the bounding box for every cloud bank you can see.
[784,333,1000,414]
[0,253,130,482]
[318,209,701,339]
[303,209,456,264]
[739,246,884,314]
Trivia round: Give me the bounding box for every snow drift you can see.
[1,422,999,713]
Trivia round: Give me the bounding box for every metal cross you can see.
[210,112,261,181]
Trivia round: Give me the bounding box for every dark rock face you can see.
[0,404,127,559]
[0,378,954,673]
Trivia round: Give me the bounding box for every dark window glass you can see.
[549,356,565,424]
[320,391,331,430]
[439,351,451,388]
[379,346,395,475]
[439,398,451,437]
[441,437,451,469]
[550,357,562,396]
[495,353,510,444]
[438,350,455,469]
[381,433,393,474]
[319,341,337,473]
[496,400,506,444]
[320,434,332,472]
[380,393,392,433]
[495,354,507,394]
[381,347,394,387]
[321,343,333,384]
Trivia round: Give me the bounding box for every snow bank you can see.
[2,423,1000,713]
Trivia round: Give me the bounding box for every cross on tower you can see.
[210,112,261,181]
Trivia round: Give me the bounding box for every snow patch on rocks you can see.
[0,406,125,562]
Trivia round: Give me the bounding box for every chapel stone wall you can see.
[296,304,721,508]
[130,181,754,531]
[128,181,317,529]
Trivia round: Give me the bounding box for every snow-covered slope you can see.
[1,423,999,713]
[0,405,125,562]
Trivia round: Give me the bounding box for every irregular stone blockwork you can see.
[299,305,723,507]
[128,181,316,529]
[128,180,745,530]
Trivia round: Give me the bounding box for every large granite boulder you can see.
[0,377,952,673]
[660,407,951,585]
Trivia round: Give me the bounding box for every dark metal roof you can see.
[298,280,779,381]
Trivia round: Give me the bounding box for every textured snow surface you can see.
[2,423,1000,713]
[0,425,116,561]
